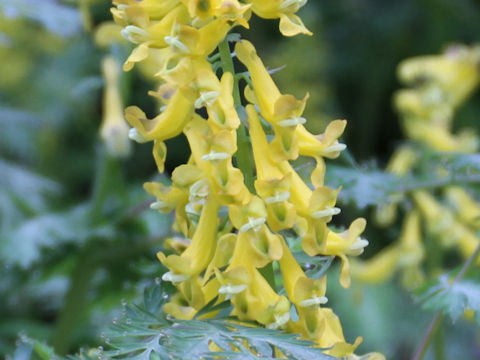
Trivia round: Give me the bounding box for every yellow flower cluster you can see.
[112,1,383,358]
[352,44,480,287]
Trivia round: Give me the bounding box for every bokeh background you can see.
[1,0,479,359]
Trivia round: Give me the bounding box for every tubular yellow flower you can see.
[157,194,220,279]
[100,56,131,158]
[235,39,308,126]
[278,238,327,307]
[445,187,480,228]
[125,88,195,142]
[352,210,424,286]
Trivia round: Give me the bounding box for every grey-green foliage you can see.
[103,285,336,360]
[324,150,480,210]
[0,159,60,231]
[416,270,480,325]
[325,164,399,209]
[0,203,114,268]
[10,284,337,360]
[0,0,82,38]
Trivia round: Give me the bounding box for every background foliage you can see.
[1,0,479,359]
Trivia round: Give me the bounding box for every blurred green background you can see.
[1,0,479,359]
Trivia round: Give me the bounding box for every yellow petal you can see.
[279,13,312,37]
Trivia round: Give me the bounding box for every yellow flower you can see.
[386,144,418,175]
[112,0,182,21]
[182,0,251,28]
[125,88,195,142]
[157,194,220,280]
[412,190,456,246]
[295,120,347,187]
[245,0,312,36]
[118,4,189,47]
[352,210,423,286]
[301,186,341,256]
[163,276,220,319]
[278,238,327,307]
[228,196,284,267]
[288,306,362,355]
[99,56,131,158]
[351,245,402,284]
[324,218,368,288]
[144,180,192,236]
[235,39,308,127]
[184,117,250,204]
[247,105,296,230]
[219,264,291,329]
[207,72,241,131]
[398,47,480,108]
[445,186,480,228]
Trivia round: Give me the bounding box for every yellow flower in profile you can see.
[324,218,368,288]
[246,0,312,36]
[125,88,195,142]
[183,0,251,28]
[398,47,480,108]
[236,40,308,126]
[157,194,220,280]
[278,238,327,308]
[100,56,131,158]
[288,306,362,356]
[445,187,480,228]
[352,210,424,287]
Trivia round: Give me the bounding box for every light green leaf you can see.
[417,273,480,324]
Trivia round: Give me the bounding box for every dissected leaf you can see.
[1,204,114,268]
[325,164,401,209]
[0,0,82,38]
[102,284,336,360]
[416,273,480,324]
[0,159,60,230]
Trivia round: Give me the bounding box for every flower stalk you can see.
[218,38,255,193]
[112,0,384,358]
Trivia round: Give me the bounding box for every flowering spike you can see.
[112,1,383,358]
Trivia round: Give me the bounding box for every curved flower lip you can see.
[157,195,220,278]
[297,120,347,158]
[323,217,368,288]
[125,88,194,142]
[246,0,312,36]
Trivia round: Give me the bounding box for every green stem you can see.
[52,246,97,355]
[218,38,255,193]
[89,149,117,223]
[218,38,275,290]
[434,317,445,360]
[401,174,480,194]
[413,242,480,360]
[413,314,443,360]
[53,146,122,353]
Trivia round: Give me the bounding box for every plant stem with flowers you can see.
[112,0,384,358]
